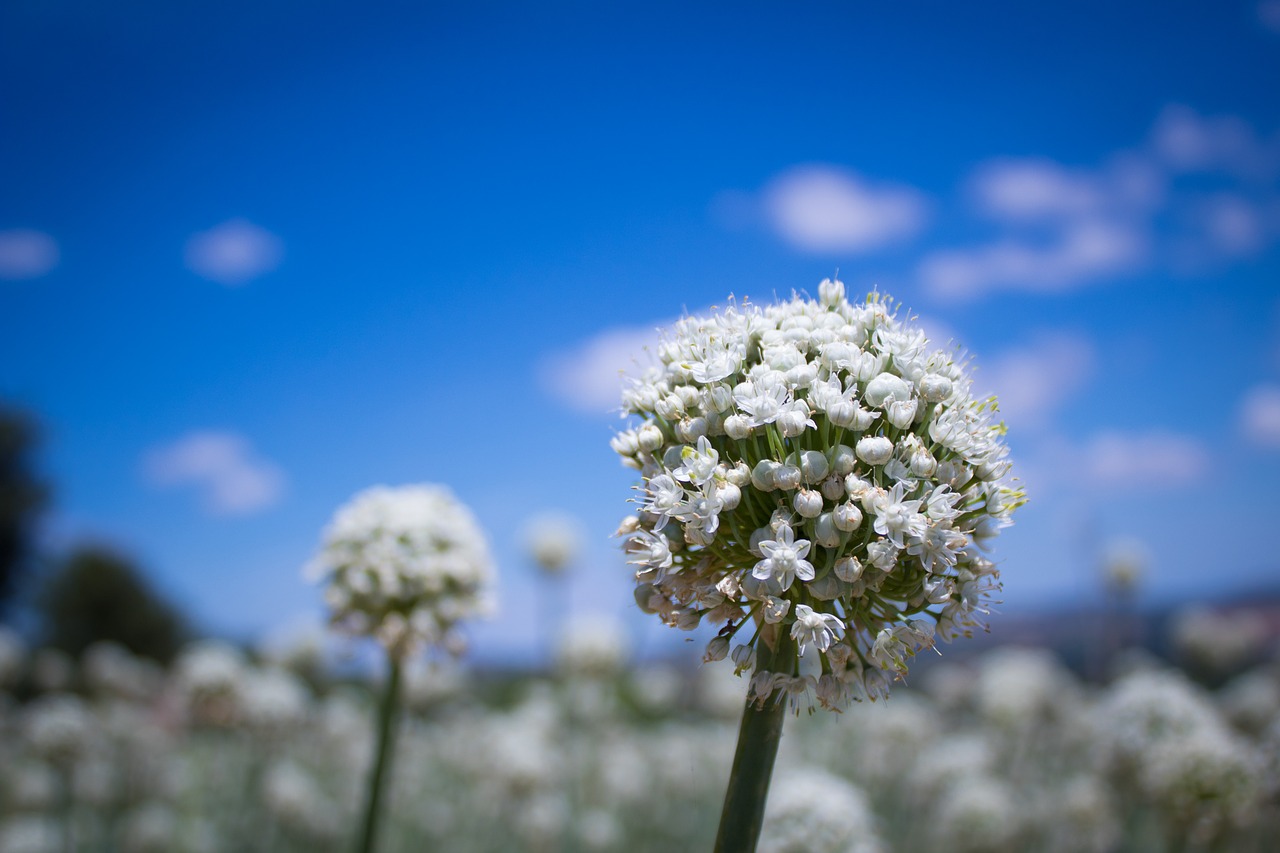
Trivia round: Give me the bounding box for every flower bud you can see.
[637,424,664,453]
[726,461,751,487]
[778,409,810,438]
[827,400,858,428]
[799,450,830,484]
[675,417,707,443]
[773,464,802,492]
[723,414,753,440]
[909,447,937,477]
[818,277,845,307]
[793,489,823,519]
[864,372,911,408]
[655,395,685,421]
[820,475,845,501]
[886,399,918,429]
[833,502,863,532]
[706,384,734,412]
[834,556,864,583]
[937,460,973,489]
[976,458,1012,481]
[844,474,872,499]
[675,385,701,408]
[703,636,729,662]
[731,644,755,672]
[813,513,841,548]
[829,444,856,476]
[751,460,779,491]
[808,572,843,601]
[786,363,818,388]
[918,373,953,402]
[855,436,894,466]
[634,584,659,614]
[717,481,742,511]
[610,430,640,456]
[748,526,771,557]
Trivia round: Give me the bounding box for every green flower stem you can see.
[713,630,791,853]
[356,654,404,853]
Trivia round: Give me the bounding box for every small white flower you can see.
[752,524,816,590]
[790,604,845,655]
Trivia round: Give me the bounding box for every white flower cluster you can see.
[307,484,494,658]
[613,281,1022,711]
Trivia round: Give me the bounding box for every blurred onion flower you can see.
[0,627,25,689]
[613,281,1022,711]
[758,767,883,853]
[306,484,494,659]
[523,510,585,576]
[555,613,630,679]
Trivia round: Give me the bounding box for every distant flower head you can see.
[555,613,630,678]
[523,510,585,576]
[613,281,1022,711]
[759,767,884,853]
[1101,536,1148,595]
[172,640,248,727]
[22,694,94,763]
[307,484,494,658]
[0,627,25,688]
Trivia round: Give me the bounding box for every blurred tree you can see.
[0,406,48,615]
[38,546,189,664]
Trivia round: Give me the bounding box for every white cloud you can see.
[759,165,928,253]
[919,220,1148,301]
[977,334,1094,430]
[921,106,1280,303]
[970,159,1111,222]
[538,323,665,415]
[1077,430,1210,490]
[1200,194,1268,257]
[144,431,285,515]
[184,219,283,286]
[1262,1,1280,33]
[1150,104,1279,181]
[968,156,1162,224]
[1240,385,1280,447]
[0,229,59,279]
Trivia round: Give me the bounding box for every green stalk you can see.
[355,654,404,853]
[713,630,791,853]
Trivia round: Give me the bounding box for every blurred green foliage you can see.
[38,546,190,664]
[0,405,48,614]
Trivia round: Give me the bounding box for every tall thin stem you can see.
[713,630,791,853]
[356,654,403,853]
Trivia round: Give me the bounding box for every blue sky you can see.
[3,1,1280,664]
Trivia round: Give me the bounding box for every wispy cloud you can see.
[1150,104,1280,182]
[919,221,1148,301]
[715,165,928,255]
[1240,385,1280,448]
[919,106,1280,302]
[143,431,285,515]
[977,334,1095,431]
[1262,1,1280,34]
[184,219,283,286]
[1077,430,1210,490]
[537,323,665,416]
[0,229,59,280]
[968,156,1161,224]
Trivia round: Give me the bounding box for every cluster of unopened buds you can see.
[307,484,494,659]
[614,280,1022,712]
